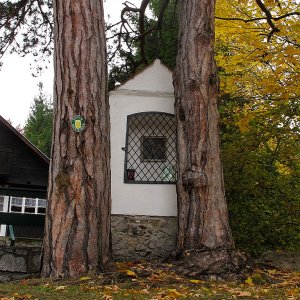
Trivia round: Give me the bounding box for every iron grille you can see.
[124,112,177,184]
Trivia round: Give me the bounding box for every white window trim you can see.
[0,195,9,237]
[9,197,46,215]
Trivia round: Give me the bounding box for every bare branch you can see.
[215,16,265,23]
[37,0,53,32]
[106,21,122,31]
[157,0,172,30]
[216,12,300,24]
[217,1,299,43]
[255,0,280,41]
[273,11,300,21]
[139,0,151,64]
[108,0,172,66]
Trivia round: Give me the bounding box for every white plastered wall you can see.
[110,59,177,216]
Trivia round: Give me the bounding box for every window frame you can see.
[0,195,9,237]
[123,111,177,184]
[141,135,167,162]
[9,197,47,215]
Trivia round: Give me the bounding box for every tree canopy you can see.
[216,0,300,254]
[24,82,53,157]
[215,0,300,100]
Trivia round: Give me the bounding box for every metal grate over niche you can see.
[124,112,177,184]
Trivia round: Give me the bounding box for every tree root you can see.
[174,249,250,279]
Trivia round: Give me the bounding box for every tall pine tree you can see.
[41,0,112,278]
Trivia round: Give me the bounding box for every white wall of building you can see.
[110,59,177,217]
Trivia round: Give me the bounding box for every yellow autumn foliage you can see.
[215,0,300,103]
[275,161,292,175]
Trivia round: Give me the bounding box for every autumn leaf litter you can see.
[0,261,299,299]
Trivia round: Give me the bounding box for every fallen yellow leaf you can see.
[126,269,137,277]
[189,279,204,284]
[55,285,67,291]
[167,288,184,298]
[237,291,252,297]
[245,277,254,286]
[79,276,91,281]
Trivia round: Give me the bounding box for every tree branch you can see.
[157,0,171,30]
[109,0,171,66]
[255,0,280,41]
[139,0,151,64]
[37,0,53,32]
[215,16,265,23]
[216,12,300,24]
[273,11,300,21]
[217,1,300,43]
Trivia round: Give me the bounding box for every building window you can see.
[37,199,47,214]
[141,136,166,161]
[0,196,4,212]
[24,198,36,213]
[10,197,23,213]
[10,197,47,214]
[0,196,8,237]
[124,112,176,183]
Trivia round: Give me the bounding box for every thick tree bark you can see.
[42,0,112,278]
[173,0,245,276]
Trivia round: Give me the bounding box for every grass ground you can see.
[0,262,299,299]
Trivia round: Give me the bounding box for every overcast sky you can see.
[0,0,140,127]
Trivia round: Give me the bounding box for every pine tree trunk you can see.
[173,0,246,276]
[42,0,112,278]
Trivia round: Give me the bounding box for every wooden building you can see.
[0,115,49,238]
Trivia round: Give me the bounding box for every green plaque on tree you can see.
[71,115,86,132]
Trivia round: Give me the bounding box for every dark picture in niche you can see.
[141,136,166,161]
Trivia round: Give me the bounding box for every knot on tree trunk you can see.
[55,170,70,190]
[178,105,185,121]
[182,170,208,189]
